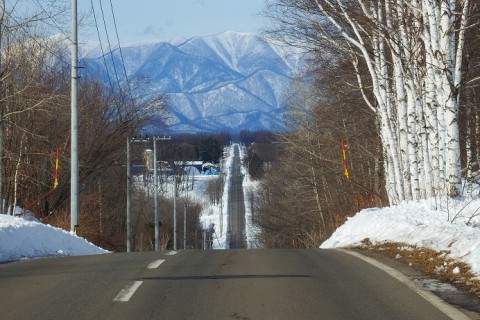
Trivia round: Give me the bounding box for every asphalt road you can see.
[0,249,463,320]
[227,145,247,249]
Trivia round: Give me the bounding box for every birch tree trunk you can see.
[369,1,466,201]
[466,106,473,197]
[0,0,5,214]
[12,133,26,215]
[278,0,473,203]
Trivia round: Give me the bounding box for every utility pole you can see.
[220,197,223,237]
[0,5,4,214]
[126,136,149,252]
[183,203,187,249]
[173,175,177,250]
[153,138,158,251]
[126,138,131,252]
[203,229,206,250]
[153,136,170,251]
[70,0,79,233]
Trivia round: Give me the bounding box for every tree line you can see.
[0,2,174,252]
[266,0,480,203]
[0,3,240,252]
[249,0,480,247]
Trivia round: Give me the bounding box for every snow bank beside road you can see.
[0,214,108,263]
[207,143,234,249]
[321,199,480,277]
[238,144,261,248]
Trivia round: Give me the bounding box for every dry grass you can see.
[355,239,480,299]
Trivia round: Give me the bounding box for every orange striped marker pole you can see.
[54,147,59,188]
[342,139,349,179]
[22,148,60,212]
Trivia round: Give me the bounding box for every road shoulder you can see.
[344,248,480,320]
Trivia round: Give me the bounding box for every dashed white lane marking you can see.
[339,249,470,320]
[166,251,177,256]
[147,259,165,269]
[113,281,143,302]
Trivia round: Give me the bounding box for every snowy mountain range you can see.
[83,31,301,133]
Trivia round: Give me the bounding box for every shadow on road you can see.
[141,274,311,281]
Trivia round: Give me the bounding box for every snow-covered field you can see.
[321,197,480,278]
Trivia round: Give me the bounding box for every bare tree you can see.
[254,53,384,247]
[266,0,475,202]
[0,1,172,252]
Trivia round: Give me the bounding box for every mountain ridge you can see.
[84,31,300,133]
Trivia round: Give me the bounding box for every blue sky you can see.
[79,0,268,45]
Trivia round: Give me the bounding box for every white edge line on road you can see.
[113,281,143,302]
[166,251,177,256]
[147,259,165,269]
[338,249,470,320]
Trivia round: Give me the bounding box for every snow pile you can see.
[208,144,234,249]
[321,198,480,277]
[0,214,108,263]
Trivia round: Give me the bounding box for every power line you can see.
[89,0,116,98]
[98,0,123,95]
[34,0,135,105]
[108,0,134,102]
[27,0,135,106]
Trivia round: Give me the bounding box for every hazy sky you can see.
[79,0,268,45]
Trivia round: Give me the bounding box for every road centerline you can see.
[113,281,143,302]
[147,259,165,269]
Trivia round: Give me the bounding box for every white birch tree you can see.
[268,0,473,203]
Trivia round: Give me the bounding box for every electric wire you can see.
[11,0,135,108]
[13,0,128,105]
[98,0,124,97]
[90,0,116,99]
[108,0,134,102]
[33,0,134,106]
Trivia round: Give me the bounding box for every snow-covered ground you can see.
[131,143,259,249]
[137,143,237,250]
[0,145,231,263]
[0,214,108,263]
[206,144,234,249]
[6,140,479,283]
[321,196,480,278]
[205,143,261,249]
[238,144,261,248]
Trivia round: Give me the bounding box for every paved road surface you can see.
[0,249,462,320]
[227,145,247,249]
